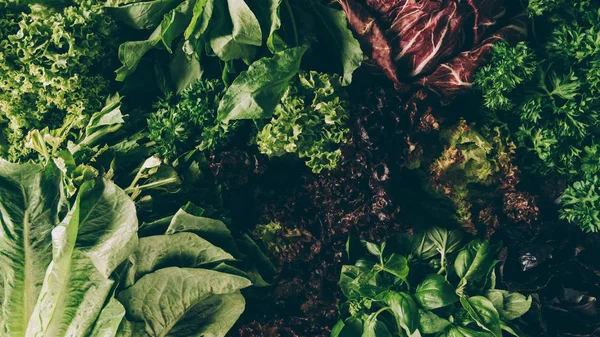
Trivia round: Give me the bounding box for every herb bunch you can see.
[475,0,600,232]
[333,227,532,337]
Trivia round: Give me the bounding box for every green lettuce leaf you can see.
[0,162,66,337]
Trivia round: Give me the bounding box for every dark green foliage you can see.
[560,175,600,232]
[333,227,531,337]
[147,79,231,161]
[256,71,349,173]
[0,1,116,161]
[475,0,600,232]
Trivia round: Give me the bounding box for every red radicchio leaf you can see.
[339,0,526,103]
[384,1,467,77]
[418,13,528,104]
[337,0,410,92]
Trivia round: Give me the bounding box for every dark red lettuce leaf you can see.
[418,13,528,104]
[337,0,407,91]
[338,0,527,103]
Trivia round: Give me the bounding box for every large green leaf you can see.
[209,0,263,63]
[166,208,238,254]
[106,0,182,30]
[414,274,459,310]
[0,162,65,337]
[217,44,308,123]
[460,296,502,337]
[160,0,195,53]
[246,0,285,53]
[25,178,138,336]
[455,240,501,295]
[117,267,251,337]
[379,291,419,335]
[311,3,362,85]
[126,232,235,284]
[88,298,127,337]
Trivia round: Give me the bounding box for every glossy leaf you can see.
[415,274,459,310]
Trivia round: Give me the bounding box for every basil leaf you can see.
[418,309,450,334]
[486,290,532,321]
[365,241,382,257]
[331,316,364,337]
[363,312,394,337]
[339,265,363,300]
[427,227,463,257]
[460,296,502,337]
[455,240,501,295]
[415,274,459,310]
[502,293,532,320]
[382,254,409,280]
[217,44,308,122]
[500,321,526,337]
[449,326,494,337]
[405,230,438,260]
[376,291,419,335]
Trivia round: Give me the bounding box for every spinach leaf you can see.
[217,44,308,122]
[311,2,362,85]
[185,0,214,40]
[247,0,286,53]
[126,232,236,284]
[415,274,459,310]
[209,0,263,63]
[160,0,195,53]
[106,0,182,29]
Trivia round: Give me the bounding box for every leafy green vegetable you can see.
[475,1,600,232]
[147,78,232,161]
[117,267,250,336]
[0,161,256,337]
[217,44,308,123]
[560,175,600,232]
[310,2,362,86]
[333,227,531,337]
[0,1,116,162]
[256,71,349,173]
[0,162,66,337]
[209,0,262,63]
